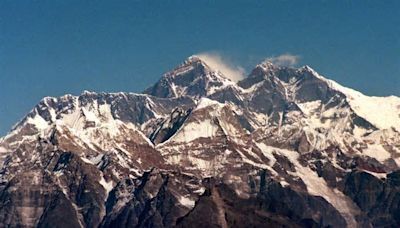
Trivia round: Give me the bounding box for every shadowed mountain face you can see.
[1,56,400,227]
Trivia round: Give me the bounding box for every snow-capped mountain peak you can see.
[144,56,237,98]
[1,55,400,227]
[297,65,400,131]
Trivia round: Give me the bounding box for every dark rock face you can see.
[0,57,399,227]
[0,149,107,228]
[178,176,347,228]
[238,65,290,117]
[258,182,347,228]
[207,86,244,107]
[101,169,188,228]
[37,191,83,228]
[149,108,192,144]
[344,171,400,227]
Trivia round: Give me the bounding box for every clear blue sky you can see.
[1,0,399,135]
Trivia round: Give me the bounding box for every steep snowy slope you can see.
[306,66,400,131]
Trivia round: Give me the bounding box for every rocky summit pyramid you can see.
[1,55,400,227]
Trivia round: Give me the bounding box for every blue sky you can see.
[1,0,399,135]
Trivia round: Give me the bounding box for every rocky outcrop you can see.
[344,170,400,227]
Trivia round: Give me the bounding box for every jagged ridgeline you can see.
[1,56,400,227]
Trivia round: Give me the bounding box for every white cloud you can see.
[195,52,245,82]
[265,54,300,67]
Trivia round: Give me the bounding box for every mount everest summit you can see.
[1,56,400,227]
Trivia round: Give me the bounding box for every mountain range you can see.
[1,55,400,227]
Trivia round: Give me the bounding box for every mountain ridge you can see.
[0,56,400,227]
